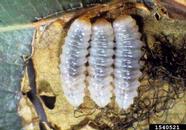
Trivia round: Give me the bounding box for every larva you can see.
[60,18,91,107]
[88,19,114,107]
[113,15,143,109]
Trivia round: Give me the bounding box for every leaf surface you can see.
[0,0,111,27]
[0,28,34,130]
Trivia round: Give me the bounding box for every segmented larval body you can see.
[88,19,114,107]
[113,15,143,109]
[60,18,91,107]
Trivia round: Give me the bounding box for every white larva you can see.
[60,18,91,107]
[113,15,143,109]
[88,19,114,107]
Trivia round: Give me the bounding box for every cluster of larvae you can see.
[60,15,143,110]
